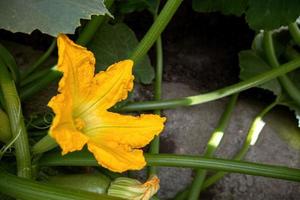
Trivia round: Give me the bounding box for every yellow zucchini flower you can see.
[48,34,166,172]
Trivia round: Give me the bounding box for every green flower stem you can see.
[76,0,114,46]
[39,151,300,182]
[0,168,123,200]
[21,38,57,80]
[21,68,52,87]
[288,22,300,46]
[32,134,57,154]
[263,31,300,106]
[188,94,238,200]
[130,0,183,63]
[0,60,31,178]
[119,57,300,112]
[149,14,164,176]
[20,68,62,100]
[202,100,277,190]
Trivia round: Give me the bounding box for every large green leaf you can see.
[246,0,300,31]
[88,23,154,84]
[239,50,282,95]
[0,0,110,36]
[192,0,300,31]
[192,0,248,16]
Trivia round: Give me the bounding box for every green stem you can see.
[76,0,114,46]
[20,68,62,100]
[149,15,163,177]
[176,100,278,199]
[38,151,300,182]
[21,38,56,80]
[0,168,123,200]
[21,68,51,87]
[32,134,57,154]
[188,94,238,200]
[263,31,300,106]
[201,100,277,190]
[130,0,183,63]
[288,22,300,46]
[0,60,31,178]
[119,57,300,112]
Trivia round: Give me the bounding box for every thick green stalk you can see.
[0,168,123,200]
[288,22,300,46]
[0,60,31,178]
[119,57,300,112]
[21,38,56,80]
[76,0,114,46]
[32,134,57,154]
[202,100,277,190]
[130,0,183,63]
[20,68,61,100]
[263,31,300,106]
[149,16,164,176]
[39,151,300,182]
[188,94,238,200]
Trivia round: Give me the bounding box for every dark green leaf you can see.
[118,0,159,14]
[88,23,154,84]
[192,0,248,16]
[239,50,282,95]
[246,0,300,31]
[0,0,110,36]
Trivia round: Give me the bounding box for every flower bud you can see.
[108,175,160,200]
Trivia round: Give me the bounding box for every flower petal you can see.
[84,111,166,148]
[74,60,134,117]
[48,91,88,155]
[88,140,146,172]
[56,34,95,108]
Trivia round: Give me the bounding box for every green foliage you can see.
[88,23,155,84]
[246,0,300,31]
[192,0,247,16]
[239,50,282,95]
[117,0,159,14]
[192,0,300,31]
[0,0,110,36]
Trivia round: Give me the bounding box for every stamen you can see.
[74,117,85,130]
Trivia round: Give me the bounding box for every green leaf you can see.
[192,0,248,16]
[246,0,300,31]
[0,0,110,36]
[88,23,154,84]
[118,0,159,14]
[239,50,282,95]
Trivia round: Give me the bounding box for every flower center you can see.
[74,117,85,131]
